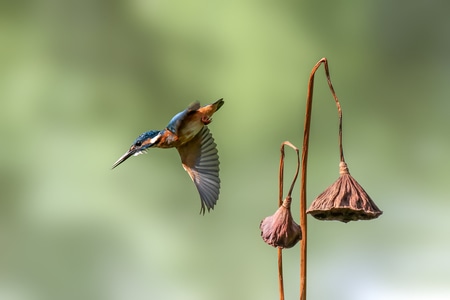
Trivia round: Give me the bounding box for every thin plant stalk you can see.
[278,144,284,300]
[300,58,343,300]
[278,141,300,300]
[277,248,284,300]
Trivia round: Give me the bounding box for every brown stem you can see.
[278,141,300,300]
[300,58,343,300]
[322,62,345,162]
[281,141,300,198]
[278,248,284,300]
[278,143,285,300]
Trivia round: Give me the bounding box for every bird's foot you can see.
[201,116,212,125]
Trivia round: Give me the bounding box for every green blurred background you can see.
[1,0,449,299]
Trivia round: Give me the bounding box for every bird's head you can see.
[112,130,161,169]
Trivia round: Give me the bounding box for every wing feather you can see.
[177,126,221,214]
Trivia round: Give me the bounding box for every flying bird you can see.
[112,99,224,214]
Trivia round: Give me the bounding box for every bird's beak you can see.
[111,149,136,169]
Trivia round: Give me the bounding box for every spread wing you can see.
[167,102,200,135]
[177,126,220,214]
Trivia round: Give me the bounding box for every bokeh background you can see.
[1,1,449,299]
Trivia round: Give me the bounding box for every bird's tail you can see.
[213,98,224,111]
[199,98,224,117]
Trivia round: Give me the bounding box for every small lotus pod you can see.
[260,196,302,248]
[307,161,382,223]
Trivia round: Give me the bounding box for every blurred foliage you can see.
[1,0,450,299]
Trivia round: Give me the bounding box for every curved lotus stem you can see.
[300,57,342,300]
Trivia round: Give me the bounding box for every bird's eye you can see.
[135,141,142,147]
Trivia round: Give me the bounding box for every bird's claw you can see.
[201,116,212,125]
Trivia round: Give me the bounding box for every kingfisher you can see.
[112,99,224,214]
